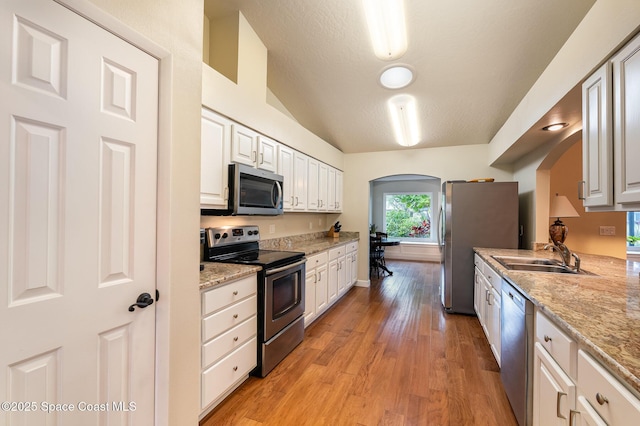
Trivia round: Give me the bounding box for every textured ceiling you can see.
[204,0,595,155]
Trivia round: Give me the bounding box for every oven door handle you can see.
[265,259,306,276]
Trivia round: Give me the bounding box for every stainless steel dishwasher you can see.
[501,278,533,426]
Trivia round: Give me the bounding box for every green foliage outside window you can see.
[385,194,432,239]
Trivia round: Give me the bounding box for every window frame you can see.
[628,211,640,253]
[382,191,435,243]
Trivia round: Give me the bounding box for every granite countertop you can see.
[474,247,640,396]
[199,263,261,290]
[200,232,360,290]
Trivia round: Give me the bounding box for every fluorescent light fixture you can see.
[542,122,568,131]
[363,0,408,60]
[387,94,420,147]
[379,65,414,89]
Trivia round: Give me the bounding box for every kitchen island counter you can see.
[474,247,640,396]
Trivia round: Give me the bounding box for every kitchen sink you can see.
[491,255,594,275]
[492,256,560,266]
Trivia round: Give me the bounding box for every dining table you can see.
[370,236,400,276]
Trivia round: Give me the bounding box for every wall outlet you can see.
[599,226,616,236]
[269,224,275,234]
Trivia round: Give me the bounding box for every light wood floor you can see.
[201,260,518,426]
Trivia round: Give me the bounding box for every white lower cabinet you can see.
[304,251,328,327]
[533,342,576,426]
[200,275,257,415]
[304,242,358,328]
[346,241,358,289]
[473,254,501,366]
[575,350,640,425]
[533,310,640,426]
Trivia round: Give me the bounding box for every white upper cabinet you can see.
[581,62,613,208]
[202,108,342,214]
[231,123,259,167]
[201,108,231,208]
[292,151,308,210]
[318,162,329,211]
[307,157,320,211]
[613,35,640,205]
[257,135,278,173]
[231,124,278,172]
[277,145,294,211]
[582,32,640,210]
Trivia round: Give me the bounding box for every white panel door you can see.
[277,145,294,211]
[201,108,231,208]
[0,1,158,425]
[231,123,258,167]
[307,157,319,211]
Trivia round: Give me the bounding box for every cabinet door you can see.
[257,135,278,172]
[328,258,338,304]
[337,255,347,296]
[307,157,319,211]
[292,151,308,210]
[581,63,613,207]
[481,276,491,339]
[304,268,316,327]
[318,162,328,210]
[613,34,640,205]
[278,145,294,211]
[327,167,336,210]
[533,343,575,426]
[201,108,231,208]
[335,170,343,212]
[489,286,501,366]
[316,264,328,314]
[474,268,483,321]
[231,123,258,167]
[350,250,358,286]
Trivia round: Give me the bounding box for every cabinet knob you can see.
[233,336,239,342]
[595,392,609,405]
[544,335,552,342]
[233,290,239,296]
[233,314,238,319]
[233,366,238,372]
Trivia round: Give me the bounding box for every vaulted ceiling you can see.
[204,0,595,155]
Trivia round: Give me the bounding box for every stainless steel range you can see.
[204,225,306,377]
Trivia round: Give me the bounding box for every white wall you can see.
[341,145,515,281]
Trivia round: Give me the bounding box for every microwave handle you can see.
[273,181,283,209]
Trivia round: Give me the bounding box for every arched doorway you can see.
[368,174,442,262]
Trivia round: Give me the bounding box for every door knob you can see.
[128,292,154,312]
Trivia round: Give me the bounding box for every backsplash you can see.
[260,231,359,250]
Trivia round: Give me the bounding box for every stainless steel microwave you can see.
[227,163,284,215]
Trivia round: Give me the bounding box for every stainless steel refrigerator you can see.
[438,181,519,314]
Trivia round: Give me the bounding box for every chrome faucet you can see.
[544,243,580,272]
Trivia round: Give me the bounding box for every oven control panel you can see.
[204,225,260,247]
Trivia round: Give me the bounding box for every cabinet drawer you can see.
[202,275,256,315]
[329,245,345,260]
[536,311,576,378]
[485,265,501,293]
[346,241,358,253]
[202,315,257,369]
[201,337,257,410]
[578,350,640,425]
[474,253,485,275]
[307,251,328,267]
[202,295,257,341]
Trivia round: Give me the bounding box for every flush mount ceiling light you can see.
[363,0,408,60]
[379,65,414,89]
[542,122,569,131]
[387,94,420,147]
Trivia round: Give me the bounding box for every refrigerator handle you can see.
[437,206,443,246]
